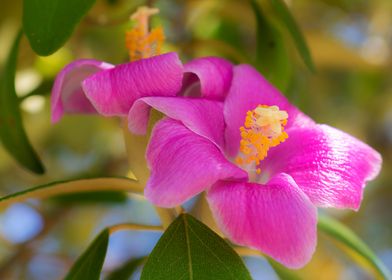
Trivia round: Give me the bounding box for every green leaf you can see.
[23,0,97,56]
[0,30,45,174]
[65,229,109,280]
[318,215,392,280]
[267,258,302,280]
[141,213,252,280]
[0,177,141,208]
[251,0,291,90]
[268,0,316,72]
[106,258,145,280]
[51,191,128,205]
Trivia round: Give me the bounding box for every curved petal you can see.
[128,97,225,148]
[82,52,183,116]
[224,64,314,157]
[145,118,248,207]
[207,173,317,269]
[183,57,233,100]
[51,59,114,123]
[260,125,382,210]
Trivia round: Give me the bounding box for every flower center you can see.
[126,6,165,61]
[235,105,288,174]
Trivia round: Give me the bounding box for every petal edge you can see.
[51,59,113,123]
[208,173,317,269]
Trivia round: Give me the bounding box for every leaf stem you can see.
[0,177,142,209]
[109,223,163,234]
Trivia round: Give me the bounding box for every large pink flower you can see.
[52,53,382,269]
[128,65,382,269]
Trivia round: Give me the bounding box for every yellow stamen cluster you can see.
[236,105,288,174]
[126,6,165,61]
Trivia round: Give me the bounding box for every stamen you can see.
[126,6,165,61]
[236,105,288,173]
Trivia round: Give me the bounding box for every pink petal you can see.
[224,64,314,157]
[128,97,225,148]
[51,59,114,123]
[183,57,233,100]
[260,125,382,210]
[145,118,248,207]
[207,173,317,269]
[82,53,183,116]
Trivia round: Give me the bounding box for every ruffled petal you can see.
[224,64,314,157]
[51,59,114,123]
[145,118,248,207]
[207,173,317,269]
[260,125,382,210]
[82,52,183,116]
[128,97,225,148]
[183,57,233,100]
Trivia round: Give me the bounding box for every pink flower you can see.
[128,63,382,268]
[51,52,232,123]
[52,54,382,269]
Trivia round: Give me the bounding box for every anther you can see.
[236,105,289,174]
[126,6,165,61]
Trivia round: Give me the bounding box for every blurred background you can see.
[0,0,391,279]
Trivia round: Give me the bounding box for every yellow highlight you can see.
[126,6,165,61]
[236,105,288,173]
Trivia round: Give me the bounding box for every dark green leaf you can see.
[251,0,291,90]
[0,177,140,208]
[318,215,392,280]
[106,258,145,280]
[23,0,97,56]
[267,258,302,280]
[0,31,44,174]
[141,213,252,280]
[64,229,109,280]
[268,0,316,72]
[51,190,128,205]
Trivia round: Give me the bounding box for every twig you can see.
[109,223,163,234]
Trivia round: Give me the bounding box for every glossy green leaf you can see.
[267,258,302,280]
[106,258,145,280]
[141,213,252,280]
[318,215,391,280]
[0,31,44,174]
[268,0,315,72]
[51,190,128,205]
[0,177,141,208]
[64,229,109,280]
[251,0,291,90]
[23,0,97,56]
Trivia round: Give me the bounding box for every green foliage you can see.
[318,215,392,280]
[51,191,128,205]
[23,0,97,56]
[64,229,109,280]
[0,31,44,174]
[0,177,139,207]
[251,0,291,90]
[106,258,145,280]
[141,213,252,280]
[268,0,315,72]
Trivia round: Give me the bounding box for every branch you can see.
[109,223,163,234]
